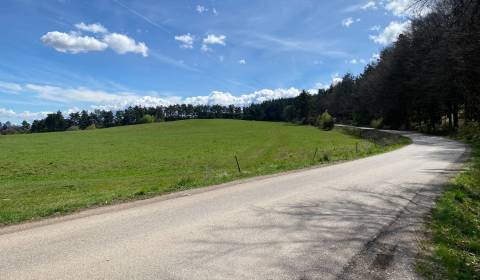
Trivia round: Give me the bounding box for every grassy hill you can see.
[0,119,408,225]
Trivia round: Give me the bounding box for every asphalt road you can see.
[0,132,469,279]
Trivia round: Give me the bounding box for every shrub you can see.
[66,126,80,131]
[139,114,155,124]
[458,122,480,141]
[85,124,96,130]
[370,117,384,129]
[317,111,334,130]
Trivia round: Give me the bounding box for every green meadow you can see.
[0,119,408,225]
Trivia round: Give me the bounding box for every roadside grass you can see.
[417,140,480,279]
[0,119,409,226]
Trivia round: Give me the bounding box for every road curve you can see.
[0,132,469,280]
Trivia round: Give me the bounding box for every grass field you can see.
[417,139,480,279]
[0,119,408,225]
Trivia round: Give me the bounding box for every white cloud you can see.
[238,59,246,65]
[313,73,345,91]
[41,24,148,57]
[174,33,194,49]
[361,1,377,10]
[74,22,108,33]
[201,44,211,52]
[0,81,23,94]
[103,33,148,57]
[196,5,208,14]
[369,20,410,45]
[370,25,381,31]
[0,108,50,122]
[332,73,343,86]
[41,31,108,53]
[313,82,329,90]
[348,58,367,65]
[0,80,305,121]
[342,17,354,27]
[203,34,226,45]
[184,88,301,107]
[201,34,226,52]
[212,8,218,15]
[384,0,412,16]
[370,53,380,62]
[383,0,430,16]
[24,84,139,104]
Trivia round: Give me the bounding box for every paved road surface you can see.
[0,132,469,279]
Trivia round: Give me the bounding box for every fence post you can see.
[234,154,241,173]
[312,147,318,163]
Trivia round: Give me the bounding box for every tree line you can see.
[1,0,478,135]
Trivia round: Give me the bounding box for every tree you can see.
[294,90,311,124]
[44,111,67,132]
[79,110,91,130]
[21,120,30,130]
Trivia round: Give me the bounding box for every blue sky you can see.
[0,0,413,123]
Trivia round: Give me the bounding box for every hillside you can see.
[0,119,408,225]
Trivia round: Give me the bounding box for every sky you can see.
[0,0,416,123]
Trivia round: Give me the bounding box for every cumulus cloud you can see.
[201,34,226,52]
[174,33,194,49]
[238,59,246,64]
[312,73,346,91]
[370,25,381,31]
[369,20,410,45]
[0,80,306,121]
[331,73,343,86]
[203,34,226,45]
[342,17,354,27]
[196,5,208,14]
[383,0,430,16]
[74,22,108,33]
[370,53,381,62]
[103,33,148,56]
[41,23,148,56]
[342,17,360,27]
[384,0,412,16]
[0,108,50,122]
[41,31,108,53]
[184,88,301,107]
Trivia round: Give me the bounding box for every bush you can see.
[370,117,384,129]
[66,126,80,131]
[85,124,96,130]
[317,111,334,130]
[458,122,480,141]
[139,114,155,124]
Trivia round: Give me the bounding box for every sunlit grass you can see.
[417,141,480,279]
[0,119,408,225]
